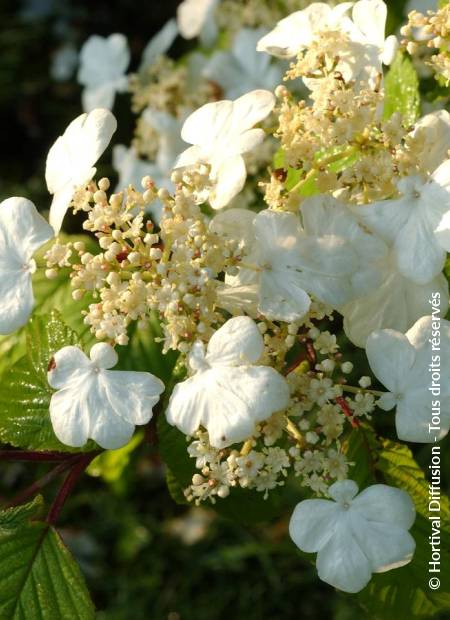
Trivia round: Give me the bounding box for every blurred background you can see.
[0,1,448,619]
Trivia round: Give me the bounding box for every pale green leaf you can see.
[384,52,420,126]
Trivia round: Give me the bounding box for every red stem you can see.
[7,459,78,508]
[46,454,96,525]
[336,396,360,428]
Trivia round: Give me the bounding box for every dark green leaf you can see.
[0,499,95,619]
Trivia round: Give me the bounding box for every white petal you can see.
[352,0,387,48]
[316,516,373,593]
[382,35,399,65]
[289,499,339,553]
[177,0,215,39]
[365,328,416,395]
[411,111,450,174]
[352,484,416,530]
[82,84,116,113]
[49,384,92,448]
[78,34,130,87]
[328,479,359,503]
[181,99,234,147]
[205,316,264,366]
[0,269,34,335]
[0,198,53,334]
[174,145,203,169]
[349,511,415,573]
[209,208,256,249]
[89,342,118,369]
[48,346,91,390]
[101,370,164,425]
[210,155,246,209]
[46,109,117,233]
[395,206,446,284]
[166,365,289,448]
[140,19,178,68]
[259,270,311,322]
[230,90,275,134]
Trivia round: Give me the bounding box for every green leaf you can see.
[0,499,95,619]
[0,311,94,452]
[344,431,450,619]
[0,496,44,533]
[87,432,143,483]
[384,52,420,126]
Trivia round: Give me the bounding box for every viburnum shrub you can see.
[1,0,450,617]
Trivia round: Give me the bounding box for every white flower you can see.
[46,109,117,234]
[366,316,450,442]
[341,249,449,347]
[203,28,284,99]
[177,0,218,45]
[174,90,275,209]
[0,197,53,334]
[213,205,381,321]
[48,342,164,450]
[289,479,416,593]
[139,19,178,70]
[257,0,397,85]
[408,111,450,175]
[165,316,290,448]
[78,34,130,112]
[354,161,450,284]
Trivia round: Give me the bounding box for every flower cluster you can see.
[2,0,450,598]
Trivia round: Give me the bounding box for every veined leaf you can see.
[0,311,95,452]
[384,51,420,126]
[0,498,95,620]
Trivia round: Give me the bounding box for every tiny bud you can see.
[192,474,204,485]
[143,189,154,203]
[94,190,107,204]
[73,241,85,252]
[157,187,170,201]
[72,289,84,301]
[116,334,129,346]
[359,376,371,388]
[98,177,110,191]
[150,247,162,260]
[217,485,230,499]
[45,268,58,279]
[341,361,353,374]
[141,175,153,189]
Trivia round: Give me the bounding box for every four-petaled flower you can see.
[289,479,416,593]
[366,316,450,442]
[0,197,53,334]
[174,90,275,209]
[48,342,165,450]
[46,108,117,234]
[166,316,290,448]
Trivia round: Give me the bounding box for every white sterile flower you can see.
[177,0,218,46]
[174,90,275,209]
[289,479,416,593]
[355,161,450,284]
[408,111,450,175]
[78,34,130,112]
[203,28,284,99]
[0,197,53,334]
[46,109,117,234]
[366,316,450,442]
[257,1,397,85]
[165,316,290,449]
[139,19,178,70]
[213,206,376,321]
[48,342,164,450]
[341,248,449,347]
